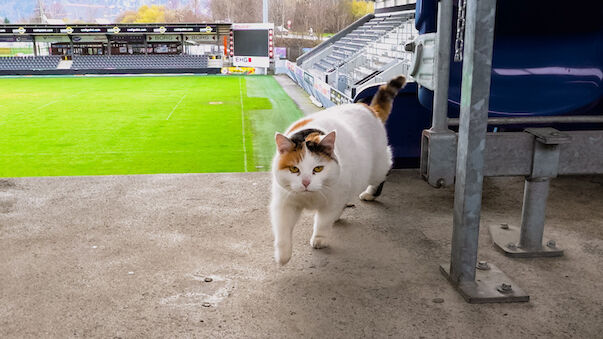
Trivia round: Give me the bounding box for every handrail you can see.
[296,13,374,67]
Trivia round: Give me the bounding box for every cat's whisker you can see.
[318,190,328,202]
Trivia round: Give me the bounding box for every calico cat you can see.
[270,76,406,265]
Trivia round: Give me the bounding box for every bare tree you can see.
[210,0,262,23]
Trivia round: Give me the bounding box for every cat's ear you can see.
[319,130,336,156]
[275,133,294,154]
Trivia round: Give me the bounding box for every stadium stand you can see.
[0,56,60,70]
[71,55,210,70]
[301,11,416,96]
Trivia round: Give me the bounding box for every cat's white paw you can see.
[275,242,292,265]
[359,191,376,201]
[310,235,328,249]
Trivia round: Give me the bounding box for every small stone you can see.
[204,277,213,282]
[128,271,134,275]
[92,245,98,249]
[199,320,204,323]
[432,298,444,304]
[202,302,211,307]
[331,297,336,301]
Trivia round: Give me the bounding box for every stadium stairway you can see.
[57,59,72,69]
[300,11,416,96]
[308,13,411,74]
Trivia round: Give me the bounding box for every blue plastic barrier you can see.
[354,83,432,168]
[415,0,603,121]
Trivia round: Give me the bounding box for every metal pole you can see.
[431,0,453,132]
[518,178,550,250]
[449,0,497,283]
[263,0,268,23]
[69,36,74,58]
[32,36,37,56]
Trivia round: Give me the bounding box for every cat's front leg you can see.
[310,205,343,249]
[271,202,302,265]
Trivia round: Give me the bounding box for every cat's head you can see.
[273,129,340,193]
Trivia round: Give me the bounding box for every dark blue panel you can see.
[417,0,603,119]
[355,83,432,167]
[415,0,437,34]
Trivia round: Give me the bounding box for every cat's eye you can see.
[313,166,324,173]
[289,166,299,173]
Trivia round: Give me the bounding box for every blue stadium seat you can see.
[416,0,603,119]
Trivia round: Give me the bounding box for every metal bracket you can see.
[440,262,529,303]
[420,129,457,187]
[525,128,571,145]
[489,223,563,257]
[488,128,568,258]
[408,33,435,90]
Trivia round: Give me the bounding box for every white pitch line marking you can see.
[36,100,59,110]
[166,94,187,120]
[238,77,248,172]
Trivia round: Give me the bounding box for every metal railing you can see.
[327,15,417,95]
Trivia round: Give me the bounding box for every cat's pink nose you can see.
[302,178,311,188]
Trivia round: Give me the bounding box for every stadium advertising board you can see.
[231,23,274,68]
[72,35,108,43]
[36,35,70,43]
[284,60,352,108]
[330,88,351,105]
[0,24,217,35]
[221,67,256,75]
[111,35,144,42]
[184,34,218,43]
[274,47,287,59]
[303,71,314,86]
[286,60,296,72]
[147,34,181,42]
[0,36,33,42]
[313,79,330,98]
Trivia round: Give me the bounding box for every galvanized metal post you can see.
[419,0,456,188]
[519,178,549,250]
[440,0,528,303]
[448,0,497,284]
[432,0,453,132]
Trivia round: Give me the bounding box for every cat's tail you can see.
[369,75,406,123]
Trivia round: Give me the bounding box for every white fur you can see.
[270,104,392,265]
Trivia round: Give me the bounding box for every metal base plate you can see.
[440,263,529,303]
[488,224,564,258]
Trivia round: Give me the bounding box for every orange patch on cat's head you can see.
[275,132,305,170]
[277,146,305,170]
[304,132,322,144]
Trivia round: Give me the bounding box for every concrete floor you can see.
[1,171,602,338]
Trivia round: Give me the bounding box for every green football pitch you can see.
[0,75,303,177]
